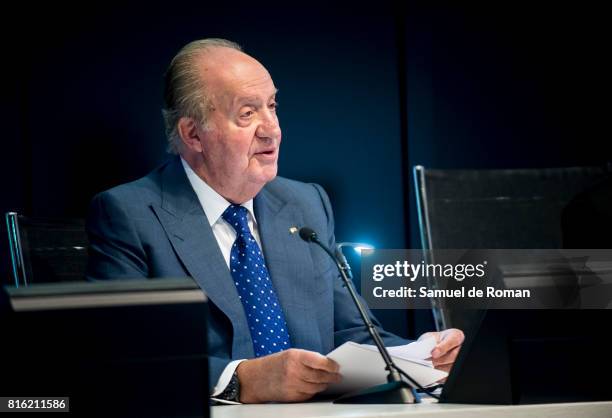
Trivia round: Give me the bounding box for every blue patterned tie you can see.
[222,204,292,357]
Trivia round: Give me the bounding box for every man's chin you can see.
[251,167,278,185]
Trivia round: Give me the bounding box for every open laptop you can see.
[440,308,612,404]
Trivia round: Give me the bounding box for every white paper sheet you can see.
[363,337,437,366]
[325,341,447,395]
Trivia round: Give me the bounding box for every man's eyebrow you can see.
[236,96,262,105]
[236,90,279,106]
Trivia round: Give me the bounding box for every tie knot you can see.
[222,204,250,235]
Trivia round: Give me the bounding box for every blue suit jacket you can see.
[86,156,408,389]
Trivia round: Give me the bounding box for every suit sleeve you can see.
[310,184,411,347]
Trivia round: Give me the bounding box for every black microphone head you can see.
[298,227,317,242]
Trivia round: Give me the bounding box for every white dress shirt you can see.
[180,158,255,399]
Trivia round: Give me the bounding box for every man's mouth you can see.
[254,148,277,158]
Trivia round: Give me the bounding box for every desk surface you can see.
[212,400,612,418]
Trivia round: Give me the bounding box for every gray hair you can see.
[162,38,242,154]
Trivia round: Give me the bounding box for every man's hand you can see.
[236,348,342,403]
[419,328,465,374]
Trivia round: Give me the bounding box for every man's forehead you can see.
[196,48,271,85]
[195,49,276,107]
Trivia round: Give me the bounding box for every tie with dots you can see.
[221,204,292,357]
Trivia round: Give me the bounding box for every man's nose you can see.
[256,113,281,141]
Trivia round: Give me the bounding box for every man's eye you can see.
[269,102,278,111]
[240,110,254,118]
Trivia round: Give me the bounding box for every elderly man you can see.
[86,38,463,403]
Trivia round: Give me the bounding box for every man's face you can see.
[193,49,281,201]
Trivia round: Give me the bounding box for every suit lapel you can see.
[150,158,254,359]
[255,186,323,352]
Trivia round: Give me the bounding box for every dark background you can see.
[1,1,608,338]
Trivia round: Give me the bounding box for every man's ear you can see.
[177,116,204,153]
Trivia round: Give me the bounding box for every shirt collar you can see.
[180,157,256,226]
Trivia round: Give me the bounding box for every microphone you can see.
[298,227,317,243]
[297,227,427,404]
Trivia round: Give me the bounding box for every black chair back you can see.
[414,165,611,250]
[6,212,88,286]
[412,165,611,330]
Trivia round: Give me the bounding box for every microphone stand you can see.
[299,228,420,404]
